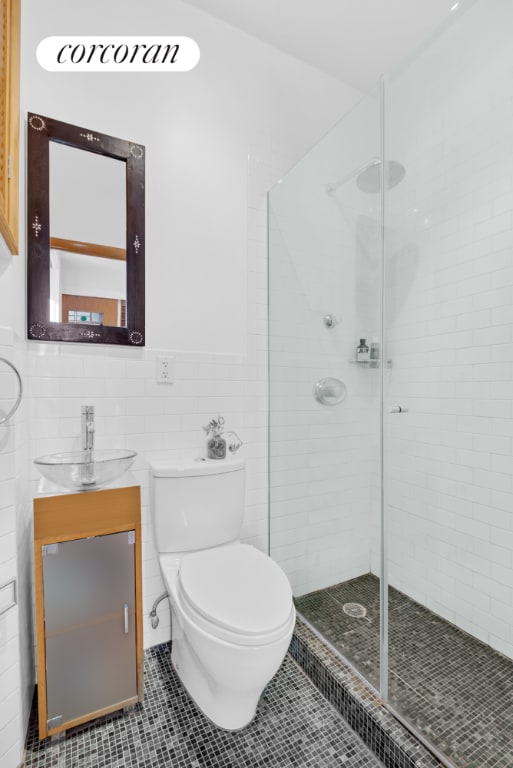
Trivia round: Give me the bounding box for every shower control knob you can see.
[389,405,409,414]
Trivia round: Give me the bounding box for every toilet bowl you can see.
[160,542,295,729]
[150,457,295,730]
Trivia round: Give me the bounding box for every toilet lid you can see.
[178,543,293,636]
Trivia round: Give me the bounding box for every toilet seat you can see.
[176,543,294,646]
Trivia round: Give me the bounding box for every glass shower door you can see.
[269,86,383,688]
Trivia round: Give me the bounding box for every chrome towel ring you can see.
[0,357,23,424]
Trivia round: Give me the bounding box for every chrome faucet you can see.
[81,405,95,452]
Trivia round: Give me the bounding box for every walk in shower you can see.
[268,2,513,767]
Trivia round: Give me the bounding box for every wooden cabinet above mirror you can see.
[0,0,20,255]
[27,113,145,346]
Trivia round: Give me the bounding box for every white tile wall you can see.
[269,92,382,596]
[0,325,24,768]
[27,343,270,647]
[384,0,513,659]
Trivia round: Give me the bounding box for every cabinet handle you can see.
[124,603,129,634]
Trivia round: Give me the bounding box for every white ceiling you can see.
[182,0,465,92]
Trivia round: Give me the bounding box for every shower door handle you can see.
[389,405,408,414]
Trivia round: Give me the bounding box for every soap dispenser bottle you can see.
[356,339,369,362]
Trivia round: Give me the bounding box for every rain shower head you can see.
[356,159,405,194]
[326,157,406,197]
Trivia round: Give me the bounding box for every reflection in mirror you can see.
[49,143,126,248]
[49,250,127,327]
[48,145,128,328]
[27,113,145,346]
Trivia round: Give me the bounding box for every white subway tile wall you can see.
[384,0,513,659]
[0,327,23,768]
[27,343,266,647]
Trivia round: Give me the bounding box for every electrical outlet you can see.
[156,355,174,384]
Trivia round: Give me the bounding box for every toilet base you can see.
[171,632,268,730]
[170,606,294,731]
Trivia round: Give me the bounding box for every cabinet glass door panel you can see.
[42,531,137,726]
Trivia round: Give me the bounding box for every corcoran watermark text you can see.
[37,36,200,72]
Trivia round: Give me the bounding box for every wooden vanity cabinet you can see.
[34,486,143,739]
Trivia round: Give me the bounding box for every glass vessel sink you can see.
[34,449,137,491]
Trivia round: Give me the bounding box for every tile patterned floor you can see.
[291,619,444,768]
[296,574,513,768]
[23,643,385,768]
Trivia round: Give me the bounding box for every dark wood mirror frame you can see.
[27,112,145,346]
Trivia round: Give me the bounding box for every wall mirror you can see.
[27,113,145,346]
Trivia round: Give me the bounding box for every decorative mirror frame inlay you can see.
[27,112,145,346]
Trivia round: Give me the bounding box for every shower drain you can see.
[343,602,367,618]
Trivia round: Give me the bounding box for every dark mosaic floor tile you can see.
[291,619,444,768]
[296,574,513,768]
[23,643,384,768]
[297,575,383,690]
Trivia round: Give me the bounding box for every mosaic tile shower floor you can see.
[295,574,513,768]
[23,643,384,768]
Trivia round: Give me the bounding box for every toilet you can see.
[149,456,295,730]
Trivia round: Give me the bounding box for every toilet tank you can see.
[150,457,245,553]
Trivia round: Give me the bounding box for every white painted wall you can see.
[269,91,381,596]
[24,0,361,356]
[383,0,513,659]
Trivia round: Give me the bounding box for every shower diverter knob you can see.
[314,378,347,406]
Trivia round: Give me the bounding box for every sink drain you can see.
[343,602,367,618]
